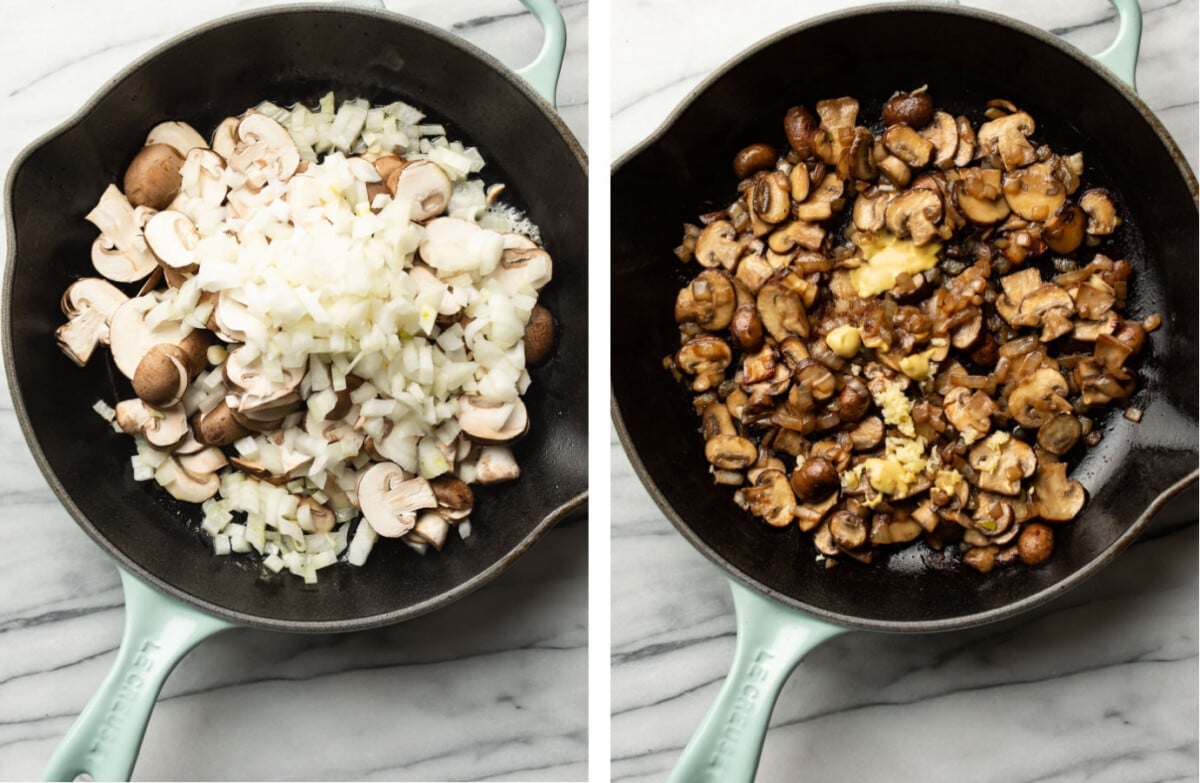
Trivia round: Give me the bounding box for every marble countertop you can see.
[610,1,1198,782]
[0,1,587,781]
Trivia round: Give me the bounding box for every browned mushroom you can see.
[753,172,791,224]
[976,111,1037,170]
[791,456,839,503]
[882,91,934,128]
[694,220,743,270]
[707,434,758,470]
[733,143,777,180]
[943,386,996,443]
[1031,462,1086,521]
[1037,413,1082,456]
[968,434,1036,495]
[1003,162,1067,221]
[883,125,934,168]
[1079,189,1120,235]
[954,168,1010,224]
[828,510,868,550]
[885,189,943,246]
[1043,203,1087,254]
[920,111,958,170]
[676,335,733,392]
[756,278,808,341]
[675,270,737,331]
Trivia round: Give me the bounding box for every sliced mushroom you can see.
[297,496,337,534]
[61,277,129,323]
[159,458,221,503]
[829,510,868,550]
[357,463,437,538]
[972,494,1017,541]
[1007,368,1072,428]
[142,401,189,449]
[752,172,790,224]
[954,168,1010,225]
[885,189,943,246]
[845,126,877,181]
[768,221,825,253]
[476,445,520,484]
[952,115,976,168]
[430,475,474,520]
[107,296,193,379]
[210,117,241,159]
[1079,189,1119,235]
[943,386,996,443]
[883,125,934,168]
[56,308,109,366]
[740,469,795,527]
[144,210,199,269]
[222,347,304,399]
[176,446,228,476]
[815,97,860,167]
[230,113,300,186]
[852,189,890,232]
[145,121,207,156]
[409,510,451,550]
[492,245,553,291]
[877,155,911,187]
[1003,162,1067,221]
[849,416,885,451]
[788,162,812,202]
[1043,203,1087,254]
[388,160,452,221]
[694,220,743,270]
[676,335,733,392]
[675,270,736,330]
[757,279,808,341]
[920,111,958,170]
[706,434,757,470]
[1037,413,1082,456]
[1031,462,1086,521]
[975,111,1037,171]
[124,144,185,209]
[458,397,529,444]
[86,185,159,282]
[968,435,1036,495]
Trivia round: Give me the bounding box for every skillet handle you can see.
[1095,0,1143,90]
[668,580,845,783]
[514,0,567,107]
[42,569,233,782]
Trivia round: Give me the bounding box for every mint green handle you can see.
[1095,0,1143,90]
[668,580,845,783]
[514,0,567,107]
[42,569,233,782]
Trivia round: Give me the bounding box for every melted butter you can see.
[825,325,862,358]
[848,232,942,298]
[899,347,938,381]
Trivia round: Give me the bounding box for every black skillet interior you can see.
[612,6,1198,631]
[5,7,587,631]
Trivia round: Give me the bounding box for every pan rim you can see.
[610,2,1198,633]
[4,3,587,633]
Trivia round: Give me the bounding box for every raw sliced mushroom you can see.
[108,296,194,379]
[56,308,109,366]
[124,144,185,209]
[146,121,208,156]
[409,510,451,550]
[357,463,437,537]
[476,445,520,484]
[388,160,452,221]
[61,277,129,322]
[210,117,241,159]
[230,113,300,186]
[86,185,159,282]
[177,446,228,476]
[458,397,529,444]
[144,210,199,269]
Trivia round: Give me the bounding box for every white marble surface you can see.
[610,1,1198,781]
[0,1,587,781]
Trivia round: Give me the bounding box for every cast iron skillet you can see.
[611,2,1196,780]
[4,2,586,780]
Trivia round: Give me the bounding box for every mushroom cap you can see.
[523,304,556,367]
[145,121,208,157]
[144,210,199,269]
[920,111,959,170]
[458,397,529,444]
[124,144,185,210]
[675,270,736,330]
[193,400,250,447]
[108,295,193,379]
[756,278,808,341]
[132,343,190,408]
[388,160,452,222]
[115,398,152,435]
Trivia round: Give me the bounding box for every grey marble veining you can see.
[0,2,587,781]
[610,1,1198,781]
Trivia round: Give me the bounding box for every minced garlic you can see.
[871,378,915,437]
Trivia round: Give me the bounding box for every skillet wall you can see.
[6,9,587,630]
[612,9,1198,628]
